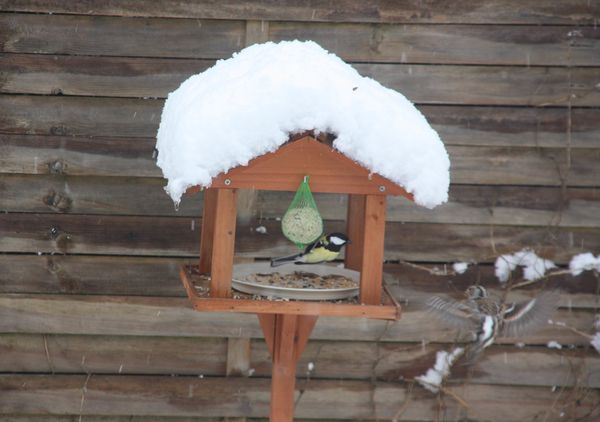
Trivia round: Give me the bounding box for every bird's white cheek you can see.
[330,236,345,245]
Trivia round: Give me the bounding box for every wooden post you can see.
[257,313,318,422]
[271,314,298,421]
[199,188,218,273]
[359,195,386,305]
[344,194,366,271]
[209,188,237,298]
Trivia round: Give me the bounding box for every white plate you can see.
[232,262,359,301]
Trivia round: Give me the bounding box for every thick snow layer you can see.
[494,249,556,283]
[156,40,449,208]
[569,252,600,276]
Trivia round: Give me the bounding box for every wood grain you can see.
[2,334,597,388]
[0,294,593,345]
[2,98,598,147]
[0,13,244,58]
[0,254,586,300]
[3,54,600,106]
[0,374,597,419]
[0,1,597,24]
[3,175,600,229]
[3,133,600,187]
[2,213,600,263]
[269,21,600,66]
[1,256,599,309]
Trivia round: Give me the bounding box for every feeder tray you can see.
[232,262,359,301]
[180,263,400,319]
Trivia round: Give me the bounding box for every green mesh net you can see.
[281,176,323,249]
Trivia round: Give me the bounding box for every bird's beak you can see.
[347,239,352,245]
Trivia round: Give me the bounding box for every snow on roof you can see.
[156,40,450,208]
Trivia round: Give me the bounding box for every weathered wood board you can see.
[3,54,600,106]
[0,374,598,420]
[0,294,593,345]
[1,0,598,24]
[2,213,600,262]
[3,175,600,228]
[2,334,598,388]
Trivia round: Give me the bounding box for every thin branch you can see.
[43,334,55,374]
[391,382,413,422]
[78,373,92,422]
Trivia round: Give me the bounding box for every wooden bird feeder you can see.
[179,133,414,421]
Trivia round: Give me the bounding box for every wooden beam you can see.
[344,194,365,271]
[257,314,276,356]
[294,315,318,361]
[359,195,386,305]
[208,189,237,298]
[199,188,218,273]
[270,314,298,422]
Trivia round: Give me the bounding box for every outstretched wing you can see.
[426,296,482,332]
[501,290,560,338]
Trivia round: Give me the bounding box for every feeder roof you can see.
[156,40,450,209]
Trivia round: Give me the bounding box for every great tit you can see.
[270,232,350,267]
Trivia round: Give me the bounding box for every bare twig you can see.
[439,385,471,410]
[43,334,55,374]
[391,381,413,422]
[78,373,92,422]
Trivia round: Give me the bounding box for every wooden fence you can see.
[1,1,599,420]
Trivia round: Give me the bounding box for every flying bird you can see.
[426,285,559,363]
[270,232,350,267]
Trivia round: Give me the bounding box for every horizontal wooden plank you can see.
[3,54,600,106]
[0,374,598,420]
[3,131,599,187]
[2,213,600,263]
[2,334,598,388]
[0,417,225,422]
[1,97,598,148]
[0,294,593,345]
[269,22,600,66]
[0,1,597,24]
[0,13,244,59]
[3,175,600,228]
[1,255,598,310]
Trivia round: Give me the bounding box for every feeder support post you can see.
[200,188,237,298]
[344,194,366,271]
[358,194,386,305]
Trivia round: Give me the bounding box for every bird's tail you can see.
[270,253,303,267]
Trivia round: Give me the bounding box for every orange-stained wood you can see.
[294,315,318,360]
[208,189,237,298]
[344,194,366,272]
[186,136,413,199]
[199,188,218,273]
[359,195,387,305]
[257,314,276,355]
[270,314,298,421]
[180,266,400,320]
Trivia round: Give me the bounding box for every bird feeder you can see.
[179,132,415,421]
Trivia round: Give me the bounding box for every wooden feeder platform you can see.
[179,134,413,421]
[180,264,401,320]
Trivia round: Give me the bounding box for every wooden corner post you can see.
[344,194,366,271]
[199,188,237,298]
[358,194,386,305]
